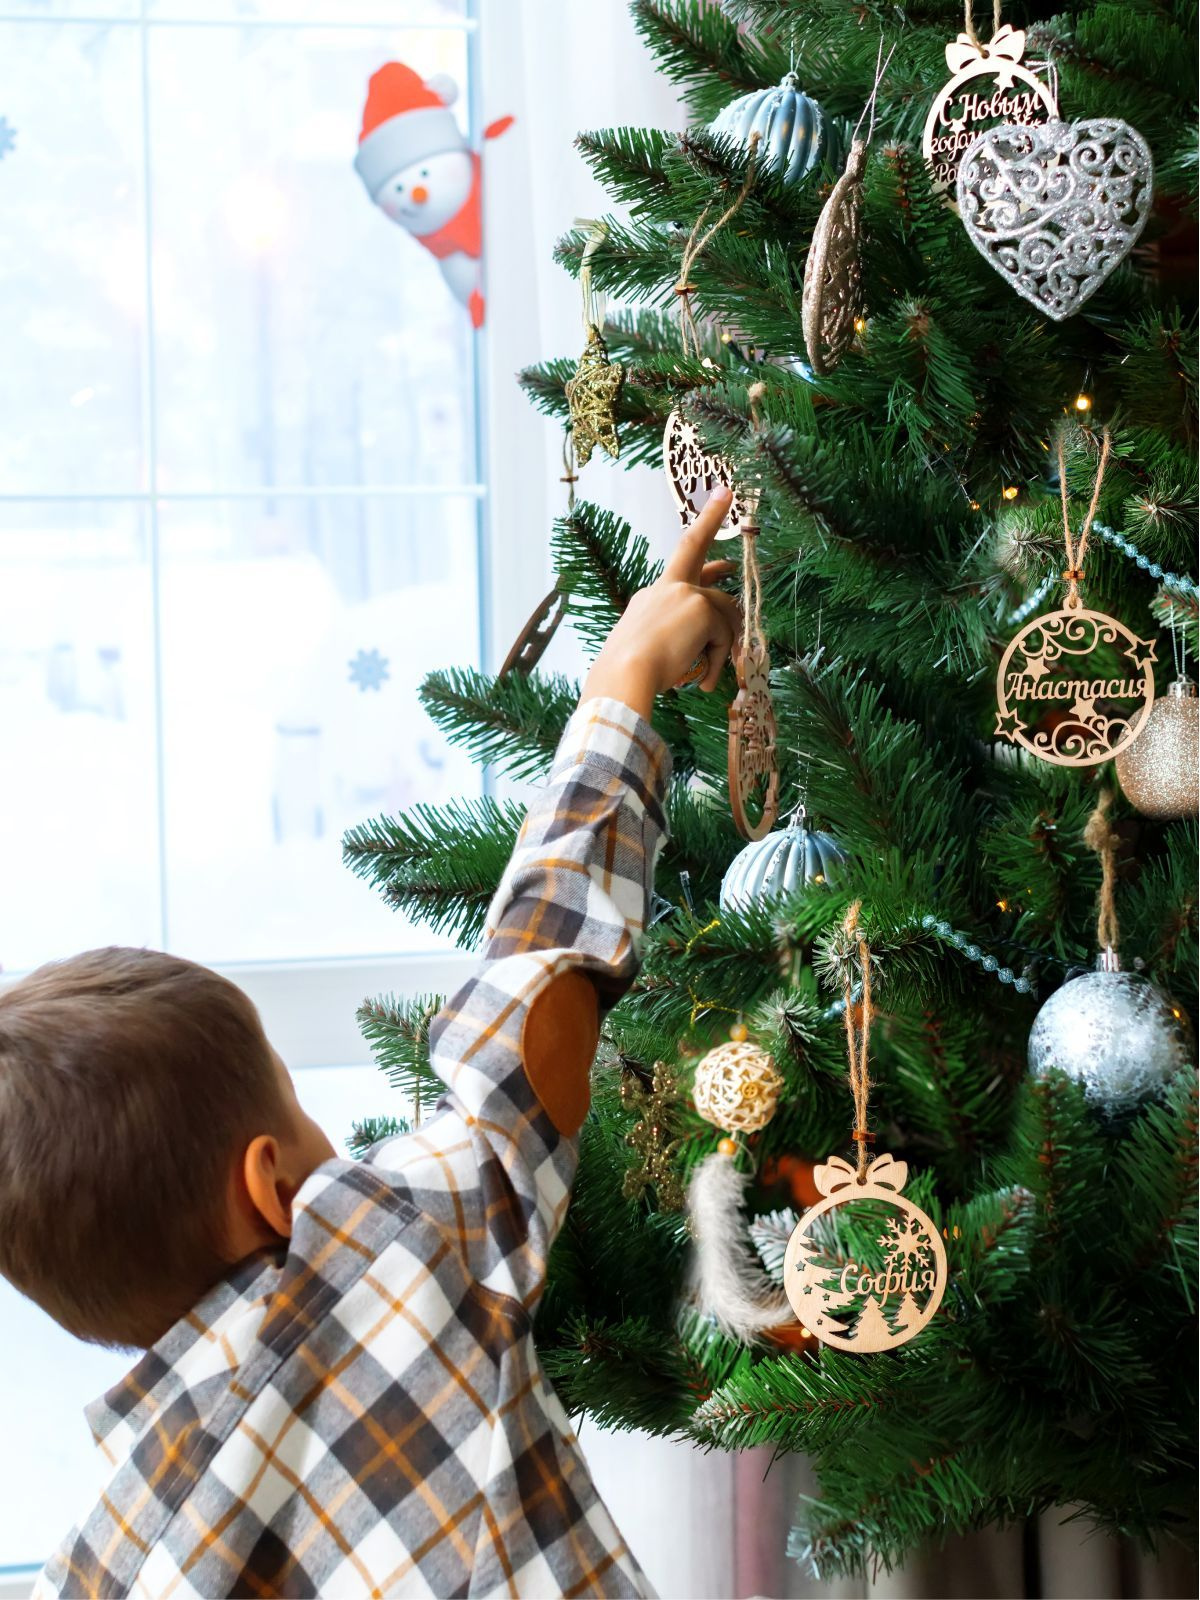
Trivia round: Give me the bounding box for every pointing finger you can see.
[662,488,733,583]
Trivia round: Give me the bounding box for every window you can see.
[0,0,484,984]
[0,0,499,1576]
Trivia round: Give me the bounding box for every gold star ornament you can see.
[565,323,625,466]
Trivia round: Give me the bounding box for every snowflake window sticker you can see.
[347,648,390,693]
[0,118,17,160]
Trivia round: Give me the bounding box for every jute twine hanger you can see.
[1057,426,1113,610]
[1083,789,1121,959]
[842,900,876,1180]
[963,0,1004,46]
[674,132,761,360]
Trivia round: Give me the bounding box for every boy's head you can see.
[0,948,334,1350]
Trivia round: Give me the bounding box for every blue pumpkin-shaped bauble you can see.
[720,809,845,914]
[708,72,839,188]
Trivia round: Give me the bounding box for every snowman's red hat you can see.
[354,63,464,199]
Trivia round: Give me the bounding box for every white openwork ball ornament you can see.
[1028,951,1194,1113]
[693,1033,784,1134]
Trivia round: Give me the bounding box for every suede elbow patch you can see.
[521,970,599,1136]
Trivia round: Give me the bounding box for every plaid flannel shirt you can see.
[36,697,670,1600]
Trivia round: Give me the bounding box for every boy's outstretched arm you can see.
[420,489,738,1307]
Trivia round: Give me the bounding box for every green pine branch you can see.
[420,666,577,782]
[356,991,445,1100]
[342,796,524,946]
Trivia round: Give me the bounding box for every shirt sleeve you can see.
[424,695,671,1306]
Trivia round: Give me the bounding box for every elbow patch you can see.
[521,969,599,1137]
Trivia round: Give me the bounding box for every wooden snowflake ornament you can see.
[782,1153,947,1352]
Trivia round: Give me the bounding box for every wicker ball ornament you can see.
[693,1033,784,1134]
[1114,679,1199,820]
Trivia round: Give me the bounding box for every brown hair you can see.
[0,948,287,1349]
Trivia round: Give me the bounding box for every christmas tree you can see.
[342,0,1199,1578]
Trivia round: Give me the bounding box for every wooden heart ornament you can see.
[956,118,1154,321]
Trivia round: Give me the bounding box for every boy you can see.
[2,493,739,1599]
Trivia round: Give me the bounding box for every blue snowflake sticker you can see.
[0,119,16,161]
[347,647,390,692]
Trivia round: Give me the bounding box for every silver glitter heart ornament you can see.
[957,117,1154,320]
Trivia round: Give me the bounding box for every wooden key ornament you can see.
[728,488,779,840]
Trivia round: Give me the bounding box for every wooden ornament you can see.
[499,588,567,678]
[921,22,1058,199]
[995,605,1156,767]
[729,634,780,840]
[663,410,751,541]
[782,1153,947,1352]
[693,1036,783,1134]
[802,138,867,376]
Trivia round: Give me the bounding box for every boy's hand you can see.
[580,489,741,720]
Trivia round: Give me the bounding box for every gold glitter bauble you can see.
[1115,678,1199,820]
[693,1038,783,1134]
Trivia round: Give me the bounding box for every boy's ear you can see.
[242,1135,294,1239]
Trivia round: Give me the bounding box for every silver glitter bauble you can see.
[1115,679,1199,820]
[709,73,839,189]
[720,808,845,914]
[1028,952,1194,1113]
[956,118,1154,321]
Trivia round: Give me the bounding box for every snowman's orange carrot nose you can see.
[411,184,429,204]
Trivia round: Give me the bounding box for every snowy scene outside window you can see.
[0,0,480,973]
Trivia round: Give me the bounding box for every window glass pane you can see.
[0,504,161,971]
[0,22,145,494]
[147,24,476,492]
[157,493,480,964]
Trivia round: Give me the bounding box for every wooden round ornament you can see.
[921,22,1058,198]
[663,410,751,541]
[782,1153,947,1352]
[995,605,1156,767]
[802,139,867,376]
[693,1037,783,1134]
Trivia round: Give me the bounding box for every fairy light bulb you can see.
[1074,393,1092,412]
[1002,485,1020,501]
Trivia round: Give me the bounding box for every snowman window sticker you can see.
[354,63,513,328]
